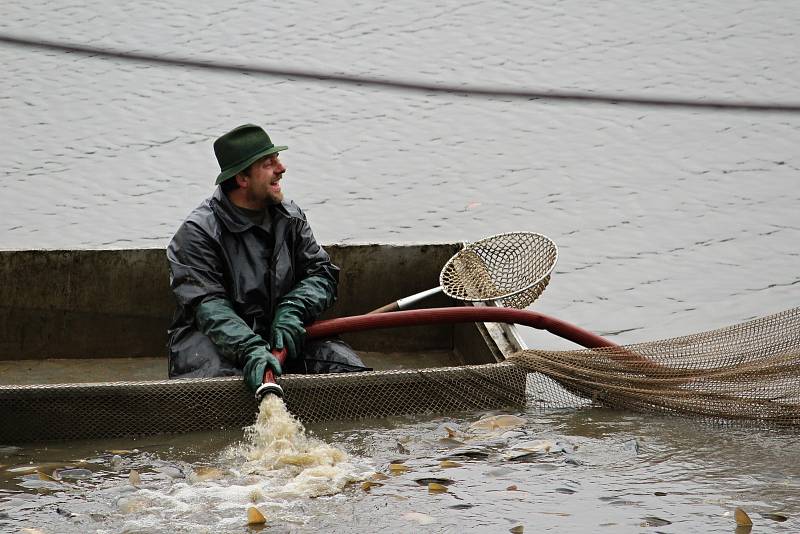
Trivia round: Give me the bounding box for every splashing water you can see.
[223,395,366,499]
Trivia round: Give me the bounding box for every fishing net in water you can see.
[510,306,800,425]
[2,308,798,442]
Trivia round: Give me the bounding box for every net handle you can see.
[369,286,444,313]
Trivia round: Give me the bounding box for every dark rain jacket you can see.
[166,187,339,378]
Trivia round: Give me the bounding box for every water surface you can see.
[1,0,799,531]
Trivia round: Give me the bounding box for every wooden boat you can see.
[0,244,527,443]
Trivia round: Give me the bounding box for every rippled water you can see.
[1,0,799,532]
[2,407,799,533]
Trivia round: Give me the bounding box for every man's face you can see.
[244,153,286,207]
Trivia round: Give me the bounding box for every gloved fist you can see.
[242,345,282,393]
[270,304,306,362]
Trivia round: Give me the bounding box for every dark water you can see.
[1,0,799,531]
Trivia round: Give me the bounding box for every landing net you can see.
[440,231,557,309]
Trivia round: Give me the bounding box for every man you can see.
[167,123,367,399]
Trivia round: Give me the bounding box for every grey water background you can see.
[1,0,799,532]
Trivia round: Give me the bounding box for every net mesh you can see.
[509,306,800,425]
[1,307,798,442]
[0,364,528,442]
[440,232,557,309]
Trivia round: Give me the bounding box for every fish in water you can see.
[402,511,436,525]
[442,448,491,460]
[428,482,448,493]
[189,466,226,483]
[734,508,753,527]
[414,477,453,486]
[361,480,384,491]
[247,506,267,525]
[388,463,409,474]
[469,415,527,431]
[641,516,671,527]
[57,468,93,480]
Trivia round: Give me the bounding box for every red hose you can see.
[263,307,619,387]
[306,307,618,349]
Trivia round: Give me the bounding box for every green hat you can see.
[213,124,288,185]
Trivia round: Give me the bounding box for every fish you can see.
[415,477,453,486]
[442,448,490,460]
[428,482,448,493]
[7,463,67,474]
[37,470,59,482]
[439,460,462,468]
[154,465,185,479]
[129,469,141,487]
[503,452,542,463]
[247,506,267,525]
[402,511,436,525]
[57,468,93,480]
[361,481,383,491]
[734,508,753,527]
[189,466,226,483]
[56,507,75,518]
[469,415,527,431]
[641,516,671,527]
[109,455,124,470]
[388,463,409,474]
[511,439,556,454]
[760,512,787,522]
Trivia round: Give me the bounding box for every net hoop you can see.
[439,231,558,308]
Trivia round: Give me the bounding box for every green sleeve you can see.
[196,298,281,392]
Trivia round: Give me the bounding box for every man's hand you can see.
[243,345,282,393]
[270,304,306,362]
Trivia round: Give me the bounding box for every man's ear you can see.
[235,172,248,188]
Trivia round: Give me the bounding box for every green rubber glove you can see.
[270,305,306,362]
[195,298,282,392]
[270,275,336,361]
[241,345,282,393]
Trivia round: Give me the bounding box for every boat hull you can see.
[0,243,526,442]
